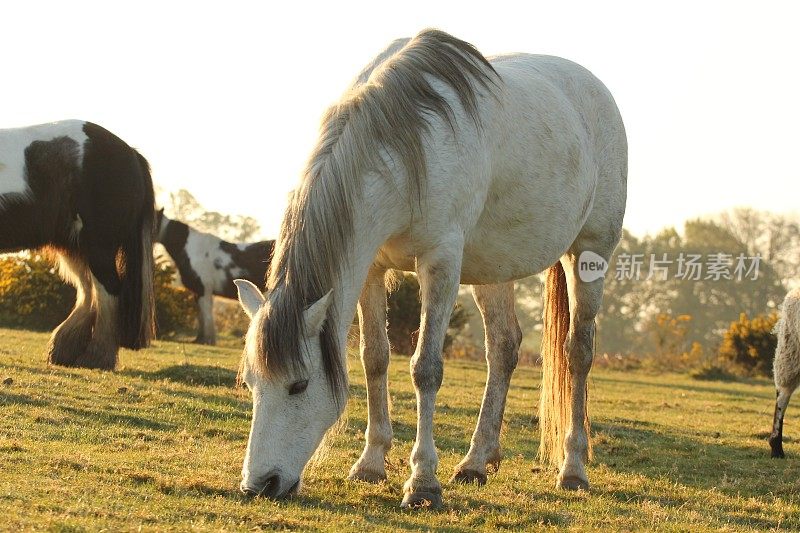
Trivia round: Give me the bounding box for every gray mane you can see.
[254,29,499,401]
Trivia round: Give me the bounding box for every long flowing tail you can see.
[538,261,590,466]
[117,152,155,349]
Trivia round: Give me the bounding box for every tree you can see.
[718,208,800,288]
[162,189,262,242]
[596,218,784,356]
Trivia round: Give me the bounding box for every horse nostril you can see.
[261,474,282,499]
[240,483,258,498]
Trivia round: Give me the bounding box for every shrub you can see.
[689,363,739,382]
[718,312,778,376]
[0,253,197,338]
[213,298,251,338]
[386,272,471,355]
[638,313,705,372]
[0,253,74,330]
[153,259,197,336]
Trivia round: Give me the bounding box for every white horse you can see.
[770,288,800,458]
[234,29,627,508]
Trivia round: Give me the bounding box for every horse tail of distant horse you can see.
[538,261,590,466]
[117,152,155,350]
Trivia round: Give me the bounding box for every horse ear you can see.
[235,279,265,318]
[303,290,332,337]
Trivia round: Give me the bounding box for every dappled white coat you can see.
[775,289,800,392]
[237,32,626,505]
[771,289,800,457]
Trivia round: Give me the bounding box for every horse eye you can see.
[288,379,309,395]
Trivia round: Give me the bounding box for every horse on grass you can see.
[0,120,155,370]
[234,29,627,508]
[770,288,800,458]
[156,210,273,344]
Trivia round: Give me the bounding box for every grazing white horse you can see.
[770,288,800,458]
[235,29,627,508]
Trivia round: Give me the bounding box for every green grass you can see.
[1,327,799,531]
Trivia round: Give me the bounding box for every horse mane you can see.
[253,29,499,401]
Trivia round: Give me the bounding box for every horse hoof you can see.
[450,468,487,485]
[558,476,590,491]
[348,468,386,483]
[401,489,443,510]
[769,438,786,458]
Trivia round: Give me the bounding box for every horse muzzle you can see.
[240,471,300,500]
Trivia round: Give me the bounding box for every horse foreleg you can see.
[47,252,95,367]
[402,247,462,509]
[71,275,120,369]
[76,247,121,370]
[451,282,520,485]
[349,267,393,483]
[194,291,216,345]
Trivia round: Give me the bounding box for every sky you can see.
[2,1,798,239]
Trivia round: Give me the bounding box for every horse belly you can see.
[461,211,572,285]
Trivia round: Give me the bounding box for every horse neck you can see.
[331,221,384,353]
[321,184,396,356]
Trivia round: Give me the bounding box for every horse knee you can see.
[362,341,390,378]
[410,352,443,392]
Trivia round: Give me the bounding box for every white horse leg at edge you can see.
[770,288,800,458]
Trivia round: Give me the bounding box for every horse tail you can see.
[117,151,155,349]
[538,260,578,466]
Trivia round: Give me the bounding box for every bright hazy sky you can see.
[3,1,798,238]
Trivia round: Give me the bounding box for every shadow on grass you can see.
[58,404,177,431]
[593,375,772,401]
[594,421,785,494]
[121,364,237,388]
[0,392,49,408]
[598,485,783,530]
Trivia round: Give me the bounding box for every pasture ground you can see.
[1,327,799,531]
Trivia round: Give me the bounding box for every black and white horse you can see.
[0,120,155,369]
[156,211,273,345]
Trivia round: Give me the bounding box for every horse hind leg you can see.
[348,267,393,483]
[47,252,95,367]
[554,247,608,491]
[451,282,520,485]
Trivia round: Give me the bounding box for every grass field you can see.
[1,327,799,531]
